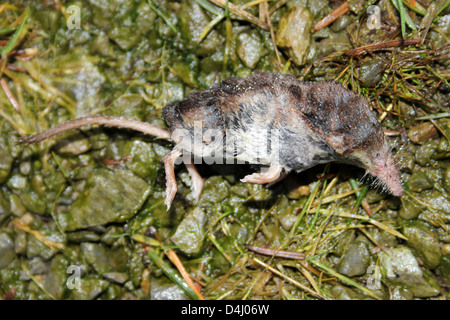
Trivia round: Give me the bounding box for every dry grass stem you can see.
[208,0,269,30]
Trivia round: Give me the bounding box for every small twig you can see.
[135,232,205,300]
[246,245,306,260]
[312,1,349,33]
[151,231,205,300]
[419,3,436,45]
[0,78,20,112]
[165,248,205,300]
[361,200,374,216]
[378,103,394,123]
[147,249,201,300]
[6,63,28,73]
[344,38,421,56]
[269,0,288,16]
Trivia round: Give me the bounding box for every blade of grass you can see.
[52,152,70,179]
[197,14,225,44]
[310,188,362,209]
[0,102,23,133]
[269,0,288,15]
[222,17,233,75]
[419,3,437,44]
[349,178,372,216]
[396,0,406,36]
[401,0,425,16]
[309,203,337,256]
[208,234,233,262]
[11,217,64,250]
[208,0,269,30]
[434,0,450,21]
[242,272,264,300]
[131,233,163,247]
[0,26,17,36]
[404,191,448,231]
[295,263,322,296]
[416,112,450,120]
[288,180,322,240]
[378,103,394,123]
[22,263,56,300]
[336,212,408,240]
[308,178,327,234]
[240,0,269,10]
[426,65,450,89]
[0,7,30,57]
[281,60,291,74]
[309,258,381,300]
[252,257,326,299]
[194,0,222,15]
[147,0,179,34]
[391,0,417,37]
[261,0,281,67]
[3,67,77,116]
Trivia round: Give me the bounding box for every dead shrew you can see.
[20,72,403,209]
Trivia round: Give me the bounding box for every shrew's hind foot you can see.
[185,163,204,202]
[241,165,283,184]
[164,149,183,210]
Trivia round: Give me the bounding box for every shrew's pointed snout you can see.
[368,154,403,196]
